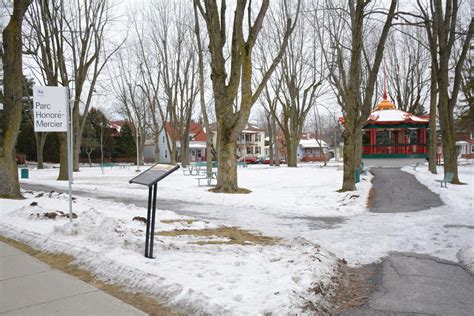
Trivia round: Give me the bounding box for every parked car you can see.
[263,157,286,164]
[239,156,257,164]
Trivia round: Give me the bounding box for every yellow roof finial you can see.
[374,58,395,111]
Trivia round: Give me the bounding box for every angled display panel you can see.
[129,164,180,187]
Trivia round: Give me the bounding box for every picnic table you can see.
[197,171,218,187]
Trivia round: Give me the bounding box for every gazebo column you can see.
[402,128,407,154]
[370,129,376,154]
[422,128,427,153]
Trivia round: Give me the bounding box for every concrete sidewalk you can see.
[0,241,146,315]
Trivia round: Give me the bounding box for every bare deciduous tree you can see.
[0,0,32,198]
[385,26,430,115]
[416,0,473,184]
[24,0,121,178]
[313,0,397,191]
[149,0,199,166]
[195,0,300,192]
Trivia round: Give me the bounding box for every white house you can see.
[297,138,329,162]
[156,121,208,163]
[209,122,266,158]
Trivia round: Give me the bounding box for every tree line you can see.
[1,0,472,198]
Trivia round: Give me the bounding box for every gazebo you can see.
[361,92,429,167]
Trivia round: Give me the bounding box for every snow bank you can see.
[457,247,474,274]
[0,191,337,314]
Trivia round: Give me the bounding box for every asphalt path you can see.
[344,168,473,315]
[370,168,443,213]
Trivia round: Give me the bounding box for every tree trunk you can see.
[354,128,362,167]
[35,132,47,169]
[57,133,68,180]
[341,117,356,191]
[438,99,460,183]
[428,74,437,174]
[438,42,460,183]
[215,127,239,192]
[181,135,190,167]
[73,104,81,171]
[153,133,160,163]
[0,0,31,198]
[273,116,280,166]
[286,136,298,167]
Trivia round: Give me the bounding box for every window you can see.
[245,134,252,142]
[255,134,261,142]
[247,146,253,154]
[362,131,370,145]
[408,129,418,144]
[165,150,168,158]
[376,131,391,145]
[471,145,474,153]
[162,136,165,143]
[255,146,261,154]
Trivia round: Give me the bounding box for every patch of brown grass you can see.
[160,219,196,225]
[367,187,376,209]
[156,227,279,246]
[0,235,182,316]
[208,187,252,194]
[303,259,379,314]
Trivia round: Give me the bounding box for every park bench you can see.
[197,171,218,187]
[435,172,454,188]
[411,161,420,171]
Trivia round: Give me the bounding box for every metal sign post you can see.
[33,86,73,222]
[129,163,179,258]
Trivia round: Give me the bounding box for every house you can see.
[109,120,129,137]
[456,132,474,159]
[298,137,329,162]
[209,122,266,158]
[158,121,208,163]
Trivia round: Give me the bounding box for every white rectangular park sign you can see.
[33,86,68,132]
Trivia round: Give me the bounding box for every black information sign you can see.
[129,163,179,258]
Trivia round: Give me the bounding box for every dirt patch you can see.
[367,187,376,209]
[160,219,197,225]
[0,235,182,316]
[208,187,252,194]
[305,259,379,314]
[366,174,376,209]
[156,227,279,245]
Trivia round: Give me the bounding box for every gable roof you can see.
[165,121,207,142]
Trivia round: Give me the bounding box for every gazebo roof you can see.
[367,108,429,125]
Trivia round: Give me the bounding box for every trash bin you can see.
[355,167,360,183]
[21,168,29,179]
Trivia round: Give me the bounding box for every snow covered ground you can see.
[304,164,474,265]
[18,163,372,218]
[0,191,337,314]
[4,163,367,314]
[2,162,473,312]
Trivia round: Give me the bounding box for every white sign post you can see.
[33,86,73,222]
